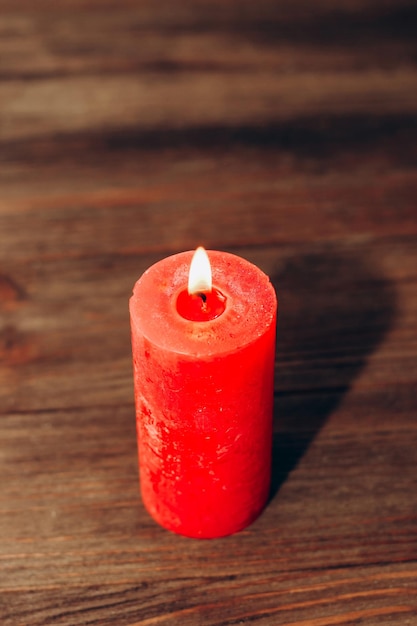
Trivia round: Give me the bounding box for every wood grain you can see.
[0,0,416,624]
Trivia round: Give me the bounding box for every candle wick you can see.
[199,292,207,303]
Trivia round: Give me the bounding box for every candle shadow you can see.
[269,246,396,500]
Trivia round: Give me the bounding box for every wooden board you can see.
[0,1,416,624]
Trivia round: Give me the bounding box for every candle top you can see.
[130,250,277,357]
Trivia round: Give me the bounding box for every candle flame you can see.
[188,247,212,295]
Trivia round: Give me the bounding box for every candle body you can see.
[129,250,277,538]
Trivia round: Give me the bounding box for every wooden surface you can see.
[1,1,417,624]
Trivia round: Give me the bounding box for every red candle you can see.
[129,248,277,538]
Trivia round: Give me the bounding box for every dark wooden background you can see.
[1,1,416,624]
